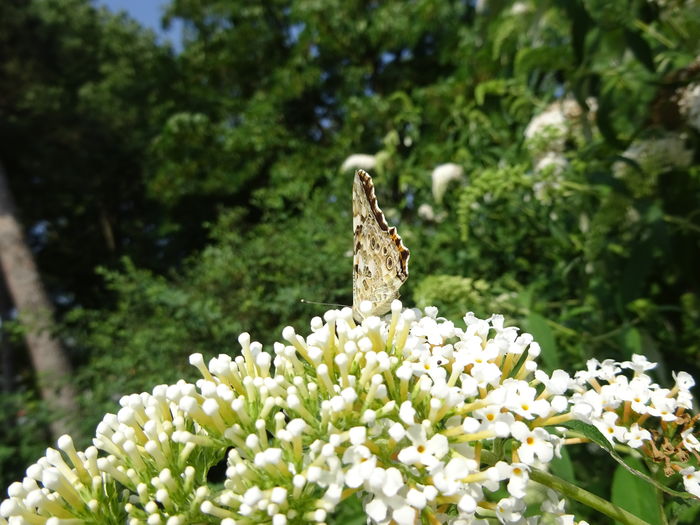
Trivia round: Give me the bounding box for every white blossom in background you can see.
[524,97,596,203]
[524,103,568,152]
[678,82,700,132]
[417,203,435,221]
[524,98,597,154]
[535,152,568,176]
[613,134,693,186]
[431,162,464,203]
[1,303,697,524]
[509,1,532,15]
[340,153,377,172]
[417,203,447,223]
[531,152,568,203]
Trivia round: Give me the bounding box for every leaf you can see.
[620,236,654,304]
[596,92,625,148]
[621,327,643,358]
[667,499,700,522]
[563,0,593,65]
[557,420,691,499]
[587,169,631,194]
[559,419,615,453]
[624,30,655,72]
[550,446,576,484]
[612,456,663,525]
[474,79,507,106]
[514,47,570,78]
[525,312,559,370]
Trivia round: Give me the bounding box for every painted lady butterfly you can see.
[352,169,410,321]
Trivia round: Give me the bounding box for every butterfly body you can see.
[352,169,410,321]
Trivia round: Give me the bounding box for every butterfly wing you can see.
[352,169,410,321]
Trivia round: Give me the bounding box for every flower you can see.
[509,1,532,15]
[491,461,530,498]
[510,421,557,465]
[535,152,568,176]
[1,305,697,524]
[431,163,464,203]
[682,429,700,453]
[417,203,447,222]
[397,423,449,469]
[524,98,597,157]
[593,411,627,445]
[678,82,700,132]
[542,489,579,524]
[495,496,526,523]
[680,467,700,498]
[417,203,436,221]
[341,153,377,172]
[525,106,568,151]
[613,134,693,196]
[625,423,652,449]
[502,380,552,420]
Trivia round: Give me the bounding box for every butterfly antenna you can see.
[300,299,349,309]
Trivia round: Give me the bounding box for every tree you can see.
[0,0,182,485]
[0,0,186,312]
[0,161,77,438]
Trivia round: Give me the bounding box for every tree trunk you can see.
[0,160,78,439]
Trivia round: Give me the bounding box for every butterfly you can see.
[352,169,410,321]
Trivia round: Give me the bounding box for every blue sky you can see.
[99,0,183,47]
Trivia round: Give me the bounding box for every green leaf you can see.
[558,420,690,499]
[587,169,632,194]
[620,237,654,304]
[525,312,559,370]
[559,419,614,452]
[624,30,655,72]
[612,456,663,525]
[596,92,625,148]
[328,493,365,525]
[550,446,576,484]
[474,79,507,106]
[621,327,643,358]
[667,499,700,523]
[564,0,593,65]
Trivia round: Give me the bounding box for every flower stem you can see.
[529,468,652,525]
[480,450,651,524]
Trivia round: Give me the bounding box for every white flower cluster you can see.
[524,98,596,155]
[431,163,465,204]
[613,134,693,196]
[524,104,567,153]
[523,98,596,203]
[531,153,568,203]
[1,304,697,525]
[417,203,447,223]
[340,154,377,172]
[678,82,700,132]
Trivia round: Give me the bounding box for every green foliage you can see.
[413,274,519,321]
[0,389,50,489]
[1,0,699,521]
[0,0,184,308]
[525,312,560,370]
[327,494,365,525]
[612,457,663,524]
